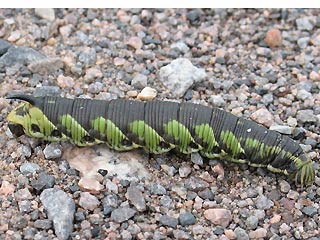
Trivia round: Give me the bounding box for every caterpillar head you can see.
[7,94,50,139]
[293,154,315,186]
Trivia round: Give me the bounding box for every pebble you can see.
[296,109,317,123]
[137,87,157,100]
[265,28,282,48]
[234,227,249,240]
[250,108,274,127]
[35,8,55,21]
[179,165,192,178]
[15,188,33,200]
[57,74,75,89]
[78,176,104,193]
[255,195,274,210]
[297,89,312,100]
[159,58,207,98]
[270,214,281,224]
[34,219,52,230]
[279,180,291,193]
[111,207,137,223]
[159,215,179,228]
[88,82,104,94]
[269,125,292,135]
[309,71,320,81]
[248,228,267,239]
[297,37,310,49]
[161,164,177,176]
[20,162,41,174]
[40,188,75,240]
[279,223,291,234]
[179,212,196,226]
[126,185,146,211]
[171,41,189,54]
[79,192,100,211]
[0,181,15,196]
[131,73,148,88]
[31,172,55,191]
[204,208,232,228]
[296,16,315,31]
[84,68,103,83]
[149,182,167,195]
[159,195,174,208]
[127,36,143,50]
[43,143,62,159]
[245,215,259,230]
[191,152,204,166]
[302,206,318,217]
[224,229,236,239]
[185,176,209,191]
[173,229,191,240]
[209,95,226,107]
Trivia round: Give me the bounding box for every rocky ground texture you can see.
[0,8,320,240]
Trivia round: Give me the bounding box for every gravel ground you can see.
[0,8,320,240]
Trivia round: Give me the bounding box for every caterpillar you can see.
[7,94,315,186]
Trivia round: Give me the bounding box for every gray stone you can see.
[269,125,293,135]
[179,212,196,226]
[78,48,96,66]
[170,41,190,53]
[88,82,104,94]
[297,37,310,49]
[20,162,41,175]
[159,58,207,98]
[296,17,315,31]
[149,183,167,195]
[185,176,209,191]
[279,180,291,193]
[31,172,55,191]
[256,195,274,210]
[191,152,204,166]
[256,47,271,58]
[198,188,214,200]
[0,39,12,55]
[234,227,249,240]
[209,95,226,107]
[179,165,192,178]
[40,188,75,240]
[297,110,317,123]
[111,207,136,223]
[159,215,178,228]
[246,215,259,230]
[131,73,148,88]
[297,89,312,101]
[159,195,174,209]
[34,219,52,230]
[302,206,318,217]
[126,186,146,211]
[43,143,62,159]
[173,229,191,239]
[0,46,46,66]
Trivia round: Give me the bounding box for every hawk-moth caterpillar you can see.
[7,94,315,186]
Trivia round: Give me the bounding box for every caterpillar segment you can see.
[7,94,315,186]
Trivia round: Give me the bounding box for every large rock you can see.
[40,188,75,240]
[0,46,46,66]
[159,58,207,98]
